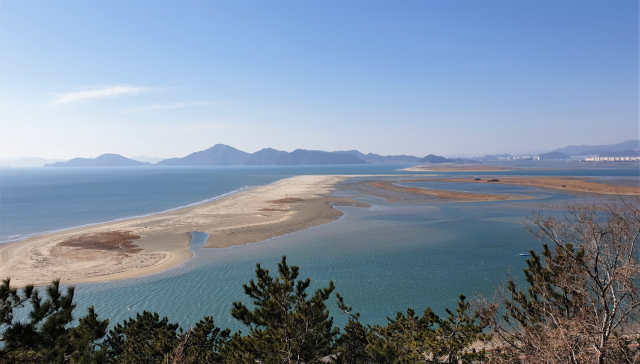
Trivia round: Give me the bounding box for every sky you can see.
[0,0,638,159]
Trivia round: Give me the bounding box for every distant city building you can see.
[584,156,640,162]
[486,155,638,162]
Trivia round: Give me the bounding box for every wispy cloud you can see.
[121,101,216,113]
[181,123,236,131]
[49,86,152,105]
[156,122,245,133]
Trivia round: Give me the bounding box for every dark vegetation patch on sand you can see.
[59,231,142,254]
[271,198,305,204]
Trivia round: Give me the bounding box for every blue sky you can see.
[1,1,637,159]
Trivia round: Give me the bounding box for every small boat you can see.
[519,253,530,256]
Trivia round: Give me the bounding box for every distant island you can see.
[45,154,151,167]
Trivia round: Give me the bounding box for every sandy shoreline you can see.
[0,175,366,287]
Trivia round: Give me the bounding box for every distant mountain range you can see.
[45,144,428,167]
[45,154,151,167]
[29,139,640,167]
[156,144,250,166]
[537,140,640,160]
[553,140,639,156]
[130,155,165,164]
[331,150,421,164]
[477,140,640,161]
[155,145,367,166]
[421,154,451,163]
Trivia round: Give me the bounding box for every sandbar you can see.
[0,175,366,287]
[437,177,640,196]
[367,181,533,202]
[404,164,518,172]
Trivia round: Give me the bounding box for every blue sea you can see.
[1,163,639,330]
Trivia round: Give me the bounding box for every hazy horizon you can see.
[1,1,638,160]
[1,138,638,163]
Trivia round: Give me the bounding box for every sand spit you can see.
[438,177,640,196]
[0,175,366,287]
[368,181,533,202]
[404,164,518,172]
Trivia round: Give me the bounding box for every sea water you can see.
[1,164,638,330]
[0,164,408,243]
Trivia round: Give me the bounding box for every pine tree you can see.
[335,293,371,364]
[368,307,433,363]
[367,295,492,363]
[230,256,339,364]
[1,279,76,362]
[492,202,640,363]
[167,316,231,364]
[105,310,181,364]
[67,306,110,363]
[429,295,492,363]
[0,278,109,363]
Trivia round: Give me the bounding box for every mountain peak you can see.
[156,144,250,166]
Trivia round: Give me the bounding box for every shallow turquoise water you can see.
[70,187,561,331]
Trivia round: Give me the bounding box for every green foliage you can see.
[492,204,640,363]
[0,259,493,363]
[503,243,584,330]
[335,293,370,364]
[105,310,181,364]
[368,308,427,363]
[67,306,110,364]
[0,278,109,364]
[431,295,492,363]
[368,295,491,364]
[172,316,231,364]
[230,255,339,364]
[0,278,36,360]
[336,320,370,364]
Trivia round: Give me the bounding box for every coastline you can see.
[0,175,366,287]
[0,186,253,245]
[6,173,635,288]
